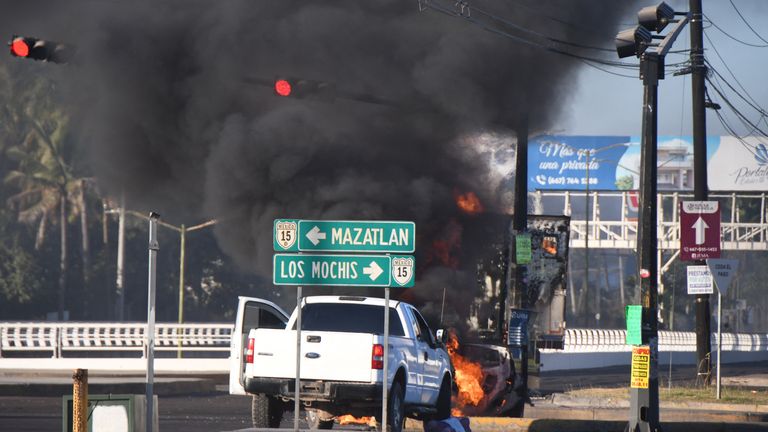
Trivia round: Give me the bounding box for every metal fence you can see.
[0,322,233,358]
[561,328,768,353]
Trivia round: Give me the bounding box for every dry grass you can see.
[566,386,768,405]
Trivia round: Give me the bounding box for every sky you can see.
[559,0,768,137]
[2,0,766,283]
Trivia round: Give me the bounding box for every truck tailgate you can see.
[250,329,376,382]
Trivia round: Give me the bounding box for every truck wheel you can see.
[306,409,335,429]
[252,394,282,428]
[422,377,452,429]
[435,378,452,420]
[387,381,405,432]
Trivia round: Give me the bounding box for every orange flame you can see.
[446,330,485,416]
[337,415,376,427]
[455,191,484,215]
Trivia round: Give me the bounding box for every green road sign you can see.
[273,254,415,287]
[273,219,415,253]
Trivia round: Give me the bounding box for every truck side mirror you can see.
[435,329,447,345]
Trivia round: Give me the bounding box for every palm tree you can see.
[3,74,82,320]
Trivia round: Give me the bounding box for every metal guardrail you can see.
[0,322,233,358]
[559,328,768,353]
[1,323,766,361]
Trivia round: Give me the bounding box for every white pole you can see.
[716,290,722,399]
[294,287,302,432]
[116,194,126,321]
[146,213,159,432]
[382,287,390,430]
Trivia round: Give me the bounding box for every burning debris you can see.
[336,415,377,428]
[454,191,484,216]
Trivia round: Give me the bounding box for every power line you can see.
[703,14,768,48]
[706,60,768,119]
[706,75,768,139]
[421,0,689,79]
[728,0,768,45]
[703,30,766,111]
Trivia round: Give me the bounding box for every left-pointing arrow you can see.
[306,226,327,246]
[363,261,384,281]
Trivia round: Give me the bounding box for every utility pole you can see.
[690,0,712,386]
[511,117,530,416]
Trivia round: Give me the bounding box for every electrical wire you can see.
[703,31,766,112]
[422,0,690,79]
[706,60,768,119]
[424,0,635,67]
[703,14,768,48]
[706,76,768,140]
[728,0,768,45]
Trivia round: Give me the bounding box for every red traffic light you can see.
[274,79,292,97]
[10,37,29,57]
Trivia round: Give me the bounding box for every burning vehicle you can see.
[446,331,521,417]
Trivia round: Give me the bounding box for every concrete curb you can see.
[551,393,768,414]
[0,377,217,397]
[404,418,768,432]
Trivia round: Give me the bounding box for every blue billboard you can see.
[528,136,632,191]
[528,135,727,191]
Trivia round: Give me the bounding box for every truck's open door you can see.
[229,296,289,395]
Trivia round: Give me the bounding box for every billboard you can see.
[528,135,767,192]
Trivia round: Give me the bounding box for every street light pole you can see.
[630,51,662,432]
[585,151,595,326]
[615,5,689,430]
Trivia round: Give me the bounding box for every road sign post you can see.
[706,258,738,400]
[273,219,416,430]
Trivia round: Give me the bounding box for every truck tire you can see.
[306,409,335,429]
[387,381,405,432]
[251,393,282,428]
[422,377,452,428]
[435,377,452,420]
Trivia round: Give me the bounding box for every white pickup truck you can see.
[229,295,453,431]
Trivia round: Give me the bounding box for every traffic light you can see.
[273,77,335,101]
[9,35,73,64]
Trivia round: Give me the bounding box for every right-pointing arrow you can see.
[692,217,709,245]
[363,261,384,281]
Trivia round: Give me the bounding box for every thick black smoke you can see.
[2,0,636,318]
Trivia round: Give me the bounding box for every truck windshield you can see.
[296,303,405,336]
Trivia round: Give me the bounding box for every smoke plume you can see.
[3,0,636,320]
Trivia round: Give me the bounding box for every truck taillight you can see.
[246,337,255,363]
[372,344,384,370]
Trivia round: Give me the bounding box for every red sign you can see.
[680,201,721,261]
